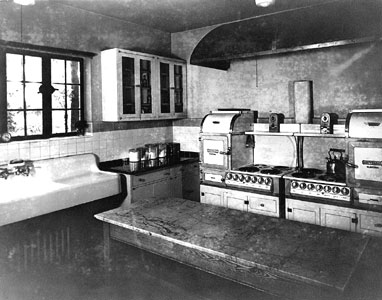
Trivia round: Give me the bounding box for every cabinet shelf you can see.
[245,131,347,138]
[245,131,295,136]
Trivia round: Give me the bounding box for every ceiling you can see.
[54,0,338,33]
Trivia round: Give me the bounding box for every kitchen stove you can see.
[285,168,351,202]
[225,164,294,193]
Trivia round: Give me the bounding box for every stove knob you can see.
[251,176,257,183]
[316,184,323,192]
[307,183,315,190]
[341,188,350,195]
[257,177,264,184]
[291,181,299,189]
[238,174,245,182]
[233,174,238,180]
[332,187,340,194]
[299,182,306,189]
[324,186,332,193]
[264,177,272,185]
[226,173,232,180]
[245,175,251,182]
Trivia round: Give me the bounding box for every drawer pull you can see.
[138,178,146,182]
[374,223,382,228]
[260,203,265,207]
[287,208,292,212]
[244,200,249,205]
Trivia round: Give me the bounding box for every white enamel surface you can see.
[0,154,121,227]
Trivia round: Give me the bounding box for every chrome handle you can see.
[346,162,359,168]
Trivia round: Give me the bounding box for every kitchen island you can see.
[95,198,382,300]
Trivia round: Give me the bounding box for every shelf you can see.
[245,132,346,138]
[245,131,295,136]
[294,133,347,138]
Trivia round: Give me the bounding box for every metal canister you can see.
[158,143,168,166]
[145,143,158,168]
[129,148,141,162]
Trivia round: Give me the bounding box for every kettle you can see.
[326,148,346,180]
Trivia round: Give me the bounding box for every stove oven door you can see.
[347,140,382,189]
[200,134,230,170]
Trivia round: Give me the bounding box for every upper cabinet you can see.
[101,49,187,121]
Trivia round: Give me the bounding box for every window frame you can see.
[0,47,85,141]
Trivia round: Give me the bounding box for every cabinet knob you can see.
[135,84,141,87]
[244,200,249,205]
[351,217,358,224]
[260,203,265,207]
[287,208,292,212]
[138,178,145,182]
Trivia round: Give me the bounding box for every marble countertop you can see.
[95,197,370,292]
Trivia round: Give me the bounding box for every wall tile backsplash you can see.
[0,126,173,165]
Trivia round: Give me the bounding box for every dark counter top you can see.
[95,197,381,300]
[100,156,199,176]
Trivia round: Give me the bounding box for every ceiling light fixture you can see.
[255,0,275,7]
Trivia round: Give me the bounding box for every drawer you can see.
[248,195,278,214]
[132,168,173,187]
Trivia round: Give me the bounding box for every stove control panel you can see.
[225,172,272,191]
[290,180,350,201]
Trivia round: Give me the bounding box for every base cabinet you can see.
[122,166,182,208]
[286,198,382,236]
[286,199,320,225]
[200,184,280,217]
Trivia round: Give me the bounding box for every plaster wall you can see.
[172,28,382,169]
[0,2,173,162]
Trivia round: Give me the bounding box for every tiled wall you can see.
[0,127,173,165]
[172,126,200,153]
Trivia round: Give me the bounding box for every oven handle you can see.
[219,147,231,155]
[345,162,359,168]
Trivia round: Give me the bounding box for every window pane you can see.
[66,60,80,84]
[68,110,80,132]
[25,56,42,82]
[7,111,25,137]
[67,85,80,109]
[25,83,42,109]
[52,84,66,109]
[52,110,66,134]
[7,82,24,109]
[51,59,65,83]
[6,53,23,81]
[26,110,43,135]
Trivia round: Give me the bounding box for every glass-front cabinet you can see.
[101,48,186,121]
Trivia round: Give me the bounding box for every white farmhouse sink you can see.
[0,154,121,227]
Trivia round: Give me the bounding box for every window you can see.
[0,48,84,140]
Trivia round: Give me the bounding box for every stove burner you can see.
[292,172,316,178]
[292,168,323,178]
[260,168,281,175]
[238,166,260,172]
[274,166,292,170]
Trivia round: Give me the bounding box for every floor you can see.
[0,206,281,300]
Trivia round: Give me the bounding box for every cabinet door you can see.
[182,162,200,202]
[138,56,157,120]
[225,191,247,212]
[131,184,154,203]
[285,198,320,225]
[200,185,225,207]
[357,211,382,236]
[320,207,357,232]
[158,60,187,119]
